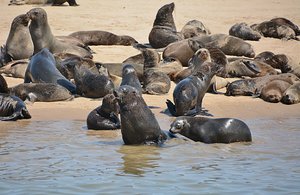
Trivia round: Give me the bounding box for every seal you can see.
[270,17,300,36]
[229,22,261,41]
[86,94,121,130]
[254,51,276,67]
[24,48,77,94]
[0,60,29,79]
[27,8,93,58]
[64,58,114,98]
[148,2,183,48]
[2,14,33,64]
[9,83,73,103]
[9,0,78,6]
[180,19,211,39]
[69,30,138,46]
[169,116,252,144]
[166,49,222,116]
[281,82,300,105]
[120,64,143,95]
[0,93,31,121]
[260,80,291,103]
[141,48,171,95]
[225,73,300,96]
[114,85,167,145]
[0,74,9,93]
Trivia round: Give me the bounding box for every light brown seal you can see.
[270,17,300,36]
[180,19,211,39]
[0,60,29,79]
[281,82,300,104]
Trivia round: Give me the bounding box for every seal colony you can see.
[1,2,300,145]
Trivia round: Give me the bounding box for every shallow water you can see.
[0,117,299,194]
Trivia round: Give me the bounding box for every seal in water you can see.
[114,85,167,145]
[148,2,183,48]
[169,116,252,144]
[24,48,76,94]
[120,64,142,95]
[9,83,73,103]
[86,94,120,130]
[27,8,93,58]
[229,22,261,41]
[0,93,31,121]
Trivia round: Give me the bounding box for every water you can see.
[0,118,299,194]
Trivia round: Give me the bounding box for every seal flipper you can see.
[185,107,213,117]
[243,60,261,73]
[166,99,177,116]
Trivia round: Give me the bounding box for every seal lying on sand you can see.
[148,2,183,48]
[270,17,300,36]
[0,93,31,121]
[169,116,252,144]
[27,8,92,58]
[0,60,28,79]
[86,94,120,130]
[9,83,73,103]
[69,31,138,46]
[24,48,76,94]
[281,82,300,105]
[166,49,222,116]
[229,22,261,41]
[114,85,167,145]
[180,19,211,39]
[260,80,292,103]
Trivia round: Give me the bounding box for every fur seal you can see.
[69,31,138,46]
[0,74,9,93]
[9,0,78,6]
[148,2,183,48]
[229,22,261,41]
[2,14,33,64]
[169,116,252,144]
[27,8,92,58]
[114,85,167,145]
[281,82,300,105]
[0,93,31,121]
[86,94,120,130]
[180,19,211,39]
[270,17,300,36]
[260,80,291,103]
[64,58,114,98]
[9,83,73,103]
[24,48,76,94]
[0,60,28,79]
[254,51,276,67]
[120,64,143,95]
[225,73,300,96]
[166,49,221,116]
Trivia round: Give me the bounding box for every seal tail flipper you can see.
[0,113,19,121]
[166,99,177,116]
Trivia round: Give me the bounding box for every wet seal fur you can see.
[114,85,167,145]
[0,93,31,121]
[69,30,138,46]
[169,116,252,144]
[166,49,222,116]
[9,83,73,103]
[148,2,183,48]
[24,48,76,94]
[229,22,261,41]
[86,94,120,130]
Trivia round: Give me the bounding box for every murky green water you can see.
[0,117,299,194]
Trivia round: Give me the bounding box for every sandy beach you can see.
[1,0,300,123]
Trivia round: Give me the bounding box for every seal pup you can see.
[64,59,114,98]
[120,64,143,95]
[9,83,73,103]
[260,80,292,103]
[180,19,211,39]
[69,31,138,46]
[148,2,183,48]
[281,82,300,105]
[166,49,222,116]
[0,93,31,121]
[86,94,120,130]
[114,85,167,145]
[229,22,261,41]
[24,48,76,94]
[0,60,29,79]
[2,14,33,64]
[169,116,252,144]
[27,8,93,58]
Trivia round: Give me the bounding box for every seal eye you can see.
[175,122,183,129]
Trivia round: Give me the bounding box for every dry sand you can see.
[0,0,300,124]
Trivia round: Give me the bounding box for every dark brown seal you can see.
[0,60,29,79]
[120,64,143,95]
[260,80,292,103]
[114,85,167,145]
[270,17,300,36]
[229,22,261,41]
[86,94,120,130]
[69,30,138,46]
[180,19,211,39]
[281,82,300,105]
[27,8,93,58]
[148,2,183,48]
[169,116,252,144]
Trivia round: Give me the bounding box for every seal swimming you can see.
[114,85,167,145]
[169,116,252,144]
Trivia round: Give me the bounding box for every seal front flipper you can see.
[166,99,177,116]
[243,60,261,73]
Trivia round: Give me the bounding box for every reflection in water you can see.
[117,145,160,176]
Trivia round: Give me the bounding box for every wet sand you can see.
[1,0,300,123]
